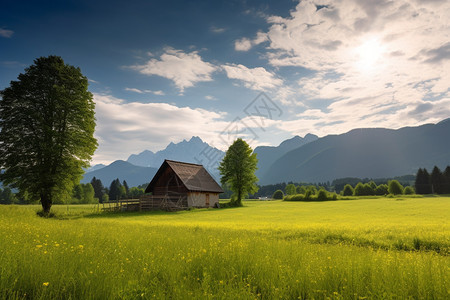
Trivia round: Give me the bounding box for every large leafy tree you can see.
[219,138,258,206]
[0,56,97,213]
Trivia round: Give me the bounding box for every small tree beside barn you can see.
[219,138,258,206]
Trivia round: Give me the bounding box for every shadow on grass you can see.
[83,203,246,219]
[36,210,57,218]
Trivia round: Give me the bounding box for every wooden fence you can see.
[102,195,188,212]
[101,199,140,212]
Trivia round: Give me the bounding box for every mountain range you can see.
[253,133,318,179]
[127,136,223,168]
[82,119,450,188]
[82,160,158,188]
[126,136,224,180]
[82,134,316,187]
[259,119,450,184]
[82,136,224,187]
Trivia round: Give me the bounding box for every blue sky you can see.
[1,0,449,164]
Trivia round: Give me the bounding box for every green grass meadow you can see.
[0,197,449,299]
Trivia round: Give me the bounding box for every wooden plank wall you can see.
[151,167,188,196]
[139,194,188,211]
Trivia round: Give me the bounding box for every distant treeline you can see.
[0,177,148,205]
[88,177,146,203]
[0,187,17,204]
[250,175,415,198]
[268,180,411,201]
[249,166,449,199]
[332,175,415,193]
[341,180,413,196]
[2,166,448,204]
[415,166,450,194]
[274,185,339,202]
[249,182,330,199]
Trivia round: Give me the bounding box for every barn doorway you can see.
[205,194,210,207]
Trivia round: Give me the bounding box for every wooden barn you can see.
[140,160,223,211]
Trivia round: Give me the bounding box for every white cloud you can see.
[210,26,226,33]
[254,32,269,45]
[124,88,144,94]
[222,64,283,91]
[0,28,13,38]
[92,94,233,164]
[130,48,217,92]
[235,38,253,51]
[255,0,450,136]
[88,78,99,84]
[124,87,165,95]
[205,95,218,101]
[0,61,25,68]
[152,90,165,96]
[234,32,268,51]
[91,93,291,164]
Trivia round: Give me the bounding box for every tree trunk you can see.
[40,191,52,214]
[237,189,242,206]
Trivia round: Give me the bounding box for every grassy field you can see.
[0,197,449,299]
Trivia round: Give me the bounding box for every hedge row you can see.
[283,190,338,202]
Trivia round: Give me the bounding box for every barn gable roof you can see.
[145,160,224,194]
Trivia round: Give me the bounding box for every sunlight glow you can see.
[353,37,386,73]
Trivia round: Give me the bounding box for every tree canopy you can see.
[272,189,284,199]
[430,166,446,194]
[415,168,432,194]
[218,138,258,206]
[414,166,450,195]
[109,179,126,201]
[342,184,354,196]
[285,184,296,195]
[388,180,404,195]
[90,177,105,202]
[0,56,97,213]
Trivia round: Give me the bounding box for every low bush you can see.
[375,184,388,196]
[304,190,312,200]
[403,186,415,195]
[284,194,304,201]
[284,191,338,202]
[388,180,404,195]
[317,189,328,201]
[272,190,284,200]
[342,184,354,196]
